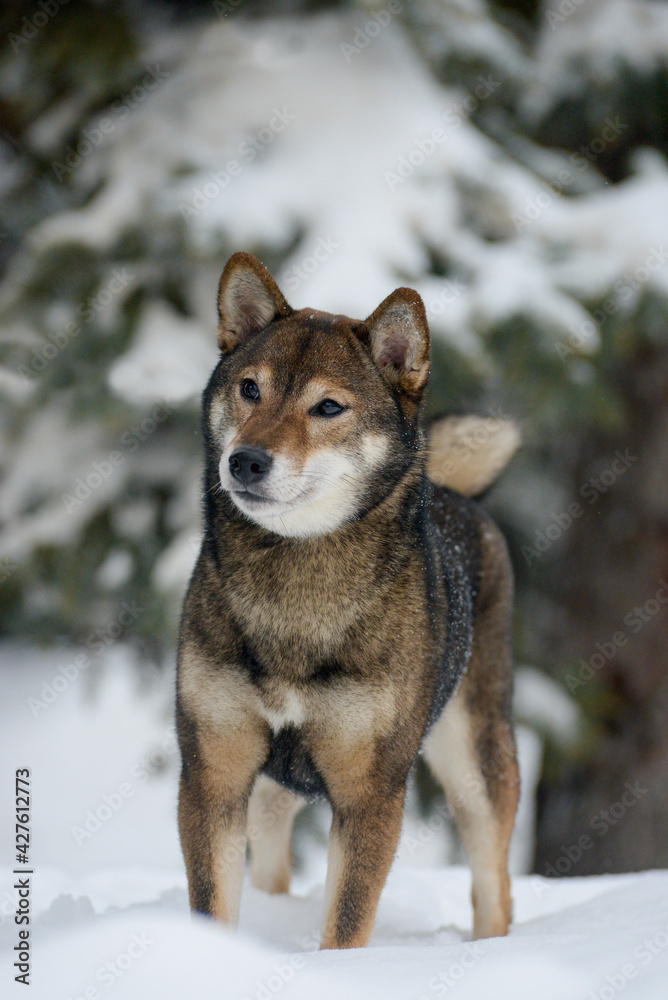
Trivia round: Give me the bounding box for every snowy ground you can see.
[1,645,667,999]
[4,864,668,1000]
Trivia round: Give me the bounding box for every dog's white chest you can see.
[258,687,308,731]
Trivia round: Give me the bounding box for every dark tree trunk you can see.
[534,343,668,875]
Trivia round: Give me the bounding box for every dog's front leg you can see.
[177,709,268,925]
[320,787,406,949]
[178,770,247,924]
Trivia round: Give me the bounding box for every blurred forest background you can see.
[1,0,668,877]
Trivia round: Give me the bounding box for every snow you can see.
[536,154,668,302]
[5,867,668,1000]
[95,549,134,591]
[403,0,531,86]
[3,5,668,995]
[23,8,668,401]
[531,0,668,114]
[0,410,116,561]
[151,529,201,595]
[513,665,581,747]
[5,6,668,596]
[108,300,217,406]
[2,645,667,998]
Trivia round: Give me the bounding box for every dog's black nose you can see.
[229,447,273,487]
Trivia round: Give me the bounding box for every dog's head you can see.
[203,252,430,538]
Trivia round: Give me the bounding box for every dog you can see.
[176,251,520,950]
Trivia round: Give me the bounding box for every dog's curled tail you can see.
[427,415,520,497]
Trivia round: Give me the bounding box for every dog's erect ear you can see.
[361,288,430,396]
[216,252,293,352]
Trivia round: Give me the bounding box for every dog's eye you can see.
[240,379,260,401]
[311,399,346,417]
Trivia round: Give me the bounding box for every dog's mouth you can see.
[228,477,320,510]
[230,487,302,511]
[229,483,321,521]
[232,489,274,504]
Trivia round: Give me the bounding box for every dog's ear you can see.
[216,252,293,352]
[361,288,430,396]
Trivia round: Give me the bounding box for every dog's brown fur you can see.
[176,252,520,949]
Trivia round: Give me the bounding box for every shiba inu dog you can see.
[176,252,520,949]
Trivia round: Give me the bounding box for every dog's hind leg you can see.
[247,775,304,894]
[422,682,517,939]
[422,525,519,939]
